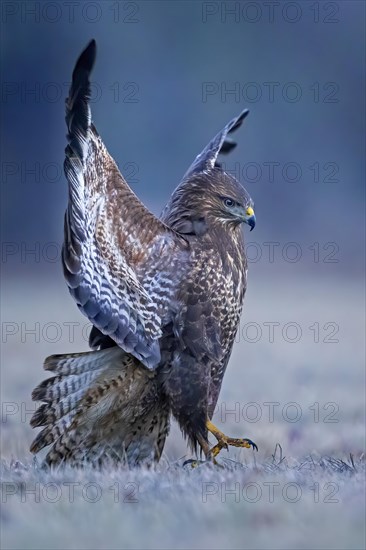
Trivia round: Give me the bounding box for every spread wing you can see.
[182,109,249,180]
[63,40,187,370]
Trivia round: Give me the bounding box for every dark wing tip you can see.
[214,109,249,164]
[183,108,250,178]
[66,40,97,160]
[72,39,97,81]
[228,109,249,135]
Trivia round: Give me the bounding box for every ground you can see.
[1,273,365,549]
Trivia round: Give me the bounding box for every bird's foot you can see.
[183,458,223,469]
[183,459,201,468]
[209,436,258,457]
[206,420,258,458]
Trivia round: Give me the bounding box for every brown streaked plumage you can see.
[30,40,257,468]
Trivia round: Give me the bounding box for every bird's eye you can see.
[224,198,235,208]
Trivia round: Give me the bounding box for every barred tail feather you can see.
[30,347,170,468]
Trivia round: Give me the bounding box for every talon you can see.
[250,440,258,452]
[243,438,258,451]
[227,437,258,451]
[205,419,258,457]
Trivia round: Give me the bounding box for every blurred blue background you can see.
[1,0,365,283]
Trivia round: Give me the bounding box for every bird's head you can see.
[166,168,255,235]
[202,169,256,231]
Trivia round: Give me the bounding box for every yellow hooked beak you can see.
[245,206,256,231]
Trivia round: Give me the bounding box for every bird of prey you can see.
[30,40,257,468]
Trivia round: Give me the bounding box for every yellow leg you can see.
[206,419,258,457]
